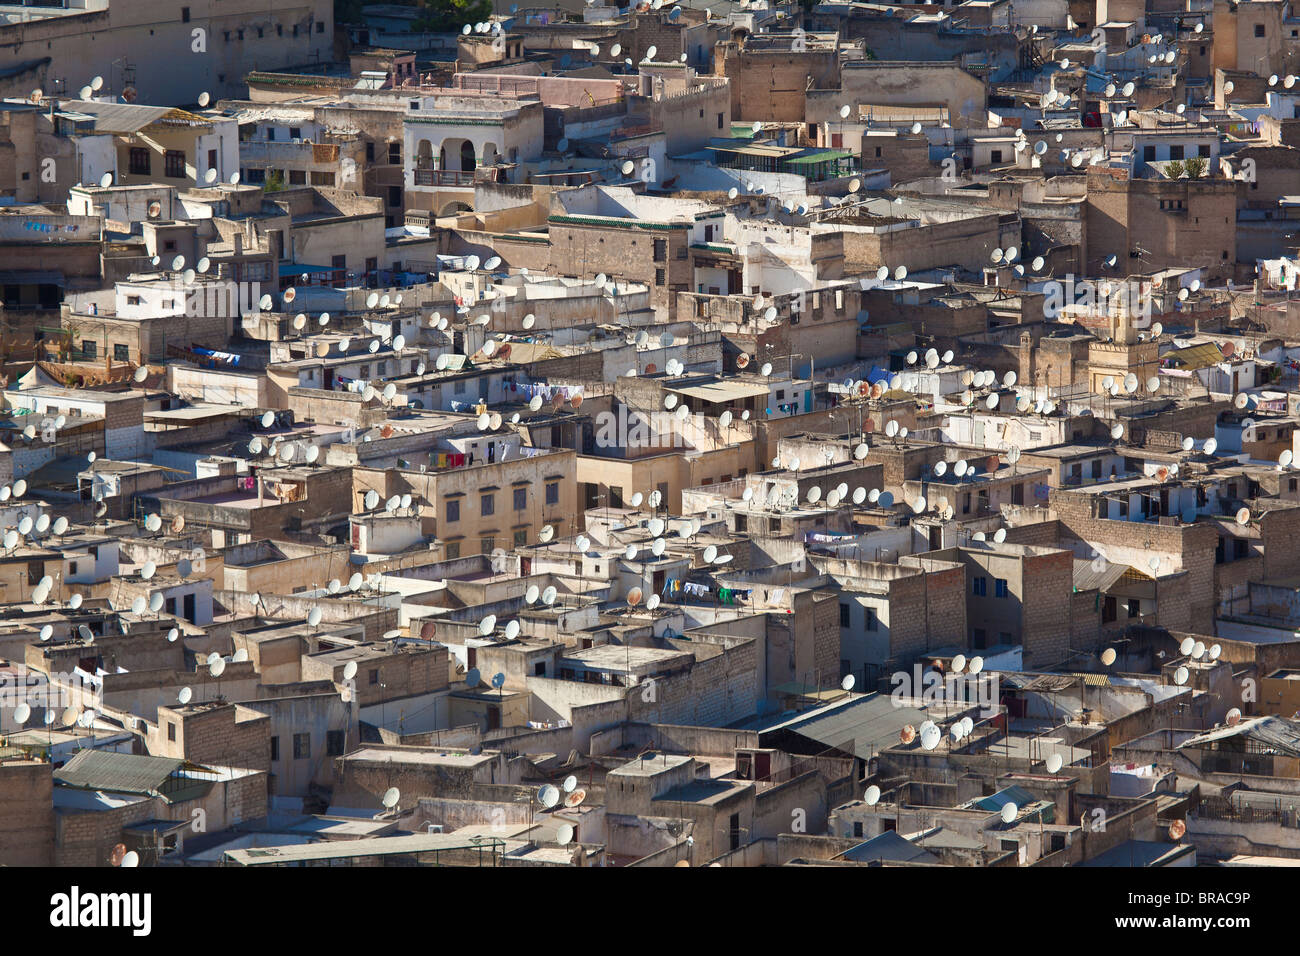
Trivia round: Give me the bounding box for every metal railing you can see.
[413,169,476,186]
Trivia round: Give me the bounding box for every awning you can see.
[668,381,769,403]
[280,263,336,277]
[784,150,854,165]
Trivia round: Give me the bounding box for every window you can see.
[181,6,190,21]
[973,576,987,596]
[387,185,402,207]
[289,169,306,185]
[990,149,1003,163]
[289,127,302,140]
[114,344,130,362]
[81,340,96,359]
[653,238,667,262]
[1143,146,1156,162]
[839,603,851,627]
[167,722,176,741]
[546,481,559,505]
[481,493,495,516]
[865,607,879,631]
[445,541,461,559]
[326,730,345,755]
[446,499,460,523]
[513,487,527,510]
[1256,23,1266,36]
[717,112,724,129]
[655,268,666,285]
[293,733,310,759]
[368,669,379,685]
[514,529,528,547]
[129,148,151,175]
[270,736,279,761]
[388,142,401,164]
[1169,144,1184,161]
[481,536,495,554]
[995,578,1009,598]
[164,149,186,178]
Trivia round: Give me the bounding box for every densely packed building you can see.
[3,0,1300,874]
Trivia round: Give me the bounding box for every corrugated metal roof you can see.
[60,101,203,134]
[762,693,942,759]
[784,150,854,165]
[1073,557,1130,593]
[668,380,770,403]
[1179,715,1300,755]
[54,749,183,795]
[839,830,939,864]
[973,785,1035,813]
[1163,342,1225,371]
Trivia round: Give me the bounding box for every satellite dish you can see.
[1174,666,1189,686]
[1204,438,1218,455]
[1236,507,1251,526]
[1000,802,1018,824]
[539,785,560,808]
[382,787,401,809]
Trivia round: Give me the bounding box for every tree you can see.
[1166,159,1185,179]
[335,0,492,32]
[412,0,492,33]
[1184,155,1208,178]
[264,170,286,193]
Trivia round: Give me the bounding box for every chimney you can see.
[233,232,243,256]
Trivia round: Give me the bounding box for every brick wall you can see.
[151,703,271,774]
[1021,549,1075,667]
[0,759,53,865]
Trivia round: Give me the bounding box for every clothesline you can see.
[661,577,751,605]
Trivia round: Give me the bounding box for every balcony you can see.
[413,168,476,187]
